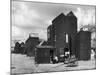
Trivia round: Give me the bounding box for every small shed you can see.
[35,46,55,64]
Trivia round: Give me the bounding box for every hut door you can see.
[50,50,54,57]
[50,49,54,62]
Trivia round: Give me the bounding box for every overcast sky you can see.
[12,0,95,41]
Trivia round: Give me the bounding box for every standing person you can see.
[64,47,70,61]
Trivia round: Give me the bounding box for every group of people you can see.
[64,47,70,61]
[50,47,70,64]
[50,47,78,65]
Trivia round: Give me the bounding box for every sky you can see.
[12,0,96,41]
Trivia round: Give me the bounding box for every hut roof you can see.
[36,45,55,48]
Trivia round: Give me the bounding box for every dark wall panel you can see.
[76,31,91,60]
[35,47,51,64]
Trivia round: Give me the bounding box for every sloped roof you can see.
[36,45,55,48]
[52,13,65,23]
[66,11,77,19]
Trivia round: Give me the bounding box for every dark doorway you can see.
[64,33,71,58]
[50,49,54,63]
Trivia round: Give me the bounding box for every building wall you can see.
[47,25,53,46]
[47,11,77,57]
[25,36,39,56]
[35,46,55,64]
[35,48,50,63]
[76,31,91,60]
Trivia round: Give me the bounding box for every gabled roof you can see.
[52,13,65,23]
[38,40,45,46]
[47,25,52,29]
[38,40,48,46]
[66,11,77,19]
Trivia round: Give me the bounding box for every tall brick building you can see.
[47,11,77,58]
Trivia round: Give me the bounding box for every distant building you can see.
[24,33,39,56]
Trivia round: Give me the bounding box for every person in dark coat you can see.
[64,47,70,61]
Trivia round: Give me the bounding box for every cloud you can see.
[12,1,95,41]
[12,1,49,40]
[74,7,95,30]
[12,1,40,27]
[12,26,21,36]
